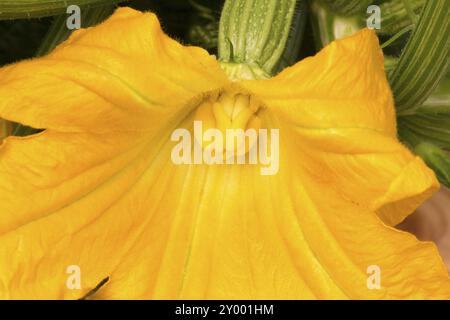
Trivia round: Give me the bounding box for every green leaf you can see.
[0,0,127,20]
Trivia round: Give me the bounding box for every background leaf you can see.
[0,0,128,20]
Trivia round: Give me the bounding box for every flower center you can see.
[193,91,264,155]
[194,91,262,133]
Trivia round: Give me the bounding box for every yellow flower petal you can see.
[241,29,438,227]
[0,7,228,134]
[0,10,449,300]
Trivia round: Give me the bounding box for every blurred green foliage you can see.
[0,0,225,67]
[0,18,51,65]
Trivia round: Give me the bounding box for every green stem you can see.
[79,277,109,300]
[380,25,414,49]
[274,0,307,73]
[397,72,450,150]
[218,0,300,78]
[378,0,424,35]
[390,0,450,113]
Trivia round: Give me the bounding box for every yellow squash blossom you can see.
[0,7,449,299]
